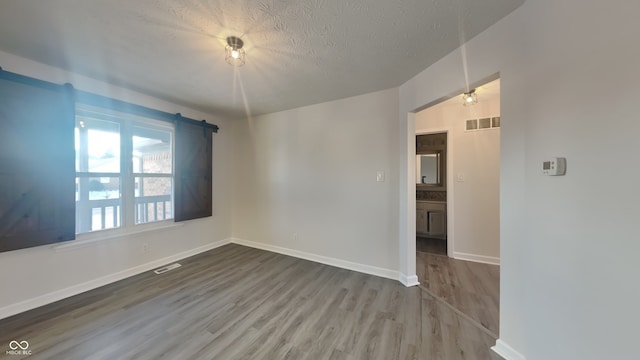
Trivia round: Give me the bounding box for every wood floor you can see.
[0,244,498,360]
[416,251,500,337]
[416,237,447,256]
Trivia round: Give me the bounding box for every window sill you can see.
[53,221,185,252]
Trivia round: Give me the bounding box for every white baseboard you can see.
[2,238,415,320]
[399,273,420,287]
[453,251,500,266]
[0,238,231,320]
[231,238,400,282]
[492,339,526,360]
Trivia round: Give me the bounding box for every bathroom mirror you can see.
[416,152,441,185]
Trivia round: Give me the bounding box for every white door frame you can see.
[414,128,454,258]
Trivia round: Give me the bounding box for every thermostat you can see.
[542,157,566,176]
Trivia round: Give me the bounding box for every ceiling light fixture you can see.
[225,36,245,67]
[462,89,478,106]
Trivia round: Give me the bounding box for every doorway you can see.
[411,78,501,335]
[415,132,448,256]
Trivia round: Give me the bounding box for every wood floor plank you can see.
[1,244,498,360]
[416,251,500,336]
[420,291,496,360]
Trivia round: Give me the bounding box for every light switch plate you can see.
[456,173,465,182]
[376,171,385,182]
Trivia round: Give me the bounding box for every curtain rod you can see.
[0,66,219,133]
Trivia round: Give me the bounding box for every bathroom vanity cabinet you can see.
[416,201,447,239]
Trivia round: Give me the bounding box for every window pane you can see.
[76,176,121,233]
[74,105,176,235]
[135,177,172,224]
[132,126,172,174]
[75,117,120,173]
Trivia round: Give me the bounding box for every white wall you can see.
[416,85,500,263]
[0,51,234,318]
[232,88,401,278]
[400,0,640,359]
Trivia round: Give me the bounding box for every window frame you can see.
[74,104,176,236]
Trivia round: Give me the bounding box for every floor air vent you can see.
[153,263,182,274]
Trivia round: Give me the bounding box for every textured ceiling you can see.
[0,0,524,119]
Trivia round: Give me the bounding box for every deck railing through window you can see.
[135,195,172,224]
[76,195,172,232]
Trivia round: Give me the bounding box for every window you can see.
[75,105,174,234]
[0,68,218,253]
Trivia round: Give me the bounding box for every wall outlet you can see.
[142,243,149,253]
[293,233,298,241]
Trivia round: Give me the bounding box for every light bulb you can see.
[462,90,477,106]
[225,36,245,66]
